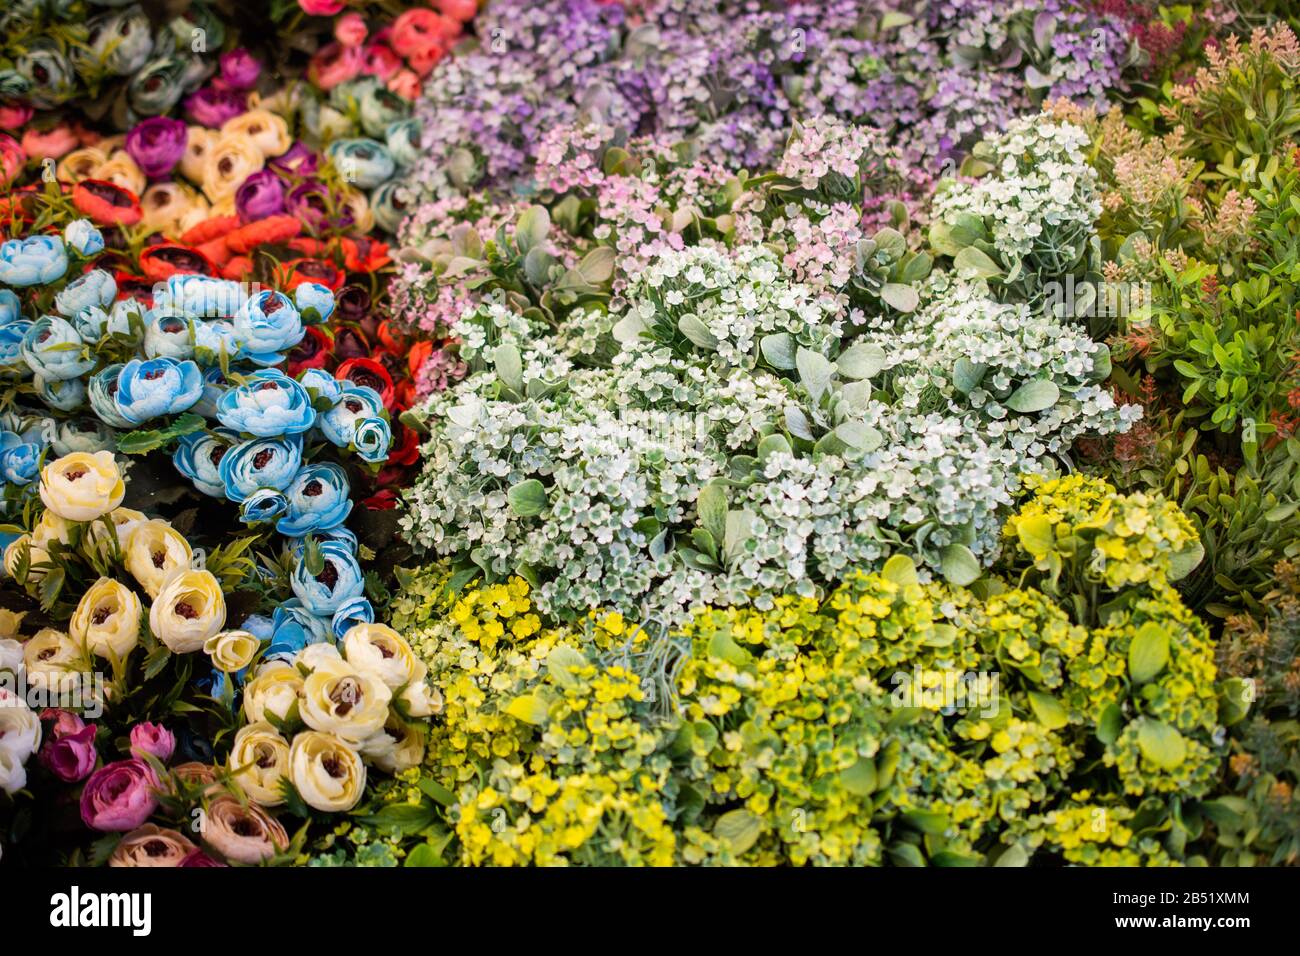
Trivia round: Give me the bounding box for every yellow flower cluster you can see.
[1015,794,1177,866]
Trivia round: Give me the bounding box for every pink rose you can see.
[39,724,98,783]
[436,0,479,23]
[297,0,345,14]
[179,849,227,867]
[406,46,446,78]
[22,126,79,161]
[40,709,86,739]
[387,69,422,101]
[0,104,33,129]
[335,11,368,48]
[390,9,457,59]
[0,134,26,189]
[129,722,175,762]
[80,759,160,832]
[361,42,403,81]
[308,42,365,91]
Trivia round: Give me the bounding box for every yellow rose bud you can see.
[219,109,291,159]
[288,731,366,812]
[32,511,74,549]
[22,628,81,694]
[140,181,202,238]
[0,608,26,641]
[3,535,50,582]
[57,146,108,184]
[203,629,260,673]
[360,715,427,773]
[95,149,147,198]
[39,451,125,523]
[398,679,443,719]
[201,134,264,204]
[342,622,421,689]
[300,656,391,745]
[149,570,226,654]
[70,577,142,660]
[124,519,192,598]
[229,722,290,806]
[243,660,304,726]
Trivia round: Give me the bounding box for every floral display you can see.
[1,0,1298,875]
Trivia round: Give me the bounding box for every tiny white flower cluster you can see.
[931,116,1100,269]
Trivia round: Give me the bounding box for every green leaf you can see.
[939,543,980,586]
[1136,719,1187,770]
[796,347,835,401]
[713,808,763,855]
[839,758,877,796]
[1217,678,1253,726]
[1027,691,1068,730]
[515,205,550,254]
[1014,514,1055,558]
[504,694,549,726]
[696,483,728,545]
[116,413,207,455]
[760,332,796,370]
[1128,622,1170,683]
[994,843,1030,867]
[493,343,524,392]
[546,645,588,690]
[953,245,1002,279]
[678,314,718,350]
[880,282,919,313]
[1005,379,1060,414]
[953,358,986,395]
[834,420,883,453]
[882,554,919,587]
[1167,539,1204,581]
[404,843,445,867]
[1096,702,1123,745]
[507,479,548,517]
[836,341,887,380]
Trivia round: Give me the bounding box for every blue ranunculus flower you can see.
[87,364,135,429]
[233,290,303,363]
[266,600,331,661]
[217,368,316,437]
[173,428,237,497]
[193,319,239,363]
[319,384,384,447]
[63,219,105,257]
[20,316,94,381]
[352,417,392,464]
[144,310,196,360]
[287,525,358,556]
[217,433,303,500]
[369,180,406,234]
[290,538,365,616]
[114,357,204,424]
[54,269,117,318]
[0,320,33,368]
[0,289,22,325]
[0,431,40,485]
[299,367,342,407]
[293,282,335,324]
[277,462,352,537]
[158,274,244,320]
[326,138,396,190]
[0,235,68,287]
[35,375,86,412]
[242,614,275,643]
[385,118,422,168]
[240,488,289,525]
[331,596,374,641]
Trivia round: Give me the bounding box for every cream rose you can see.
[0,638,23,676]
[0,746,29,795]
[95,150,147,197]
[288,731,366,812]
[203,629,260,673]
[220,109,291,158]
[124,519,192,598]
[360,717,427,774]
[229,722,290,806]
[242,661,304,726]
[4,535,50,582]
[140,181,202,237]
[39,451,125,522]
[201,134,264,204]
[179,127,216,184]
[0,609,25,641]
[57,146,108,183]
[340,188,374,233]
[175,197,213,236]
[32,510,74,549]
[108,825,196,867]
[84,507,147,562]
[341,623,422,689]
[0,691,42,763]
[398,680,443,719]
[149,570,226,653]
[21,629,82,694]
[69,577,142,660]
[300,656,391,745]
[201,795,289,864]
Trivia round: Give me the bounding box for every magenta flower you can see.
[124,117,188,179]
[268,142,319,179]
[235,169,286,223]
[217,49,262,91]
[129,722,176,763]
[39,724,98,783]
[185,87,247,128]
[80,759,160,832]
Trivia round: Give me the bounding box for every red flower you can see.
[339,236,391,273]
[113,273,156,306]
[223,256,255,281]
[376,320,405,354]
[196,237,232,269]
[225,214,302,254]
[336,357,395,409]
[387,423,420,466]
[394,379,416,411]
[407,339,434,378]
[287,325,333,378]
[72,179,142,227]
[139,244,219,281]
[279,257,345,291]
[362,488,398,511]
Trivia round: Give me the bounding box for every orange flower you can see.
[180,215,241,247]
[72,179,142,227]
[225,214,302,254]
[139,244,220,281]
[222,256,254,281]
